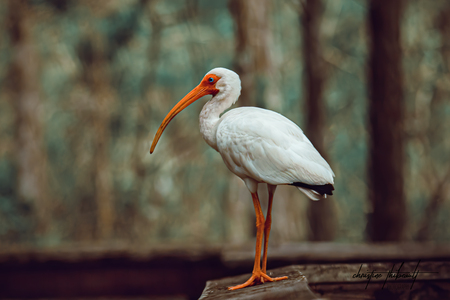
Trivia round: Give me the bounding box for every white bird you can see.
[150,67,334,290]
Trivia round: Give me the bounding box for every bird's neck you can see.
[199,92,237,151]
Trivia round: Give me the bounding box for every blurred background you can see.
[1,0,450,250]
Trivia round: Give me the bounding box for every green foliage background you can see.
[0,0,449,246]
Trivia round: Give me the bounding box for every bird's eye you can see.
[208,77,214,83]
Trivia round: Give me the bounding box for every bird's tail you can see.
[292,182,334,201]
[296,187,322,201]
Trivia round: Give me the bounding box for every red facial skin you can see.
[150,74,221,153]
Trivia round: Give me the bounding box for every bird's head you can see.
[150,68,241,154]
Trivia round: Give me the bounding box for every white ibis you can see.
[150,68,334,290]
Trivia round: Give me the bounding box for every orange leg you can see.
[262,185,288,280]
[228,190,287,290]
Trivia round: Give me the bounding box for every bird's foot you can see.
[228,270,288,290]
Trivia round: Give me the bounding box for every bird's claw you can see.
[228,270,288,290]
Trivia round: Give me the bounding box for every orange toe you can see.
[228,270,288,290]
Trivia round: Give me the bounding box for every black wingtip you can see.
[291,182,334,196]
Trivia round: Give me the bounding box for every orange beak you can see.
[150,81,218,154]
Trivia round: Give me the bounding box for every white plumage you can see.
[150,67,335,290]
[216,107,334,199]
[193,67,335,199]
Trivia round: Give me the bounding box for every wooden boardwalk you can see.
[1,243,449,299]
[199,266,318,300]
[199,262,450,299]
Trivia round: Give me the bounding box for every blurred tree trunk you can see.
[228,0,283,239]
[8,0,51,235]
[367,0,406,241]
[124,0,162,240]
[78,37,115,240]
[301,0,337,241]
[416,6,450,241]
[229,0,273,107]
[132,0,162,196]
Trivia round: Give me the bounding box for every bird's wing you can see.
[216,107,334,186]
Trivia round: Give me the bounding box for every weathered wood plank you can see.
[0,244,226,300]
[0,243,449,299]
[300,261,450,284]
[222,242,450,267]
[201,263,450,300]
[1,242,449,265]
[199,266,320,300]
[310,281,450,300]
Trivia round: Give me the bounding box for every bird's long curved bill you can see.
[150,85,209,154]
